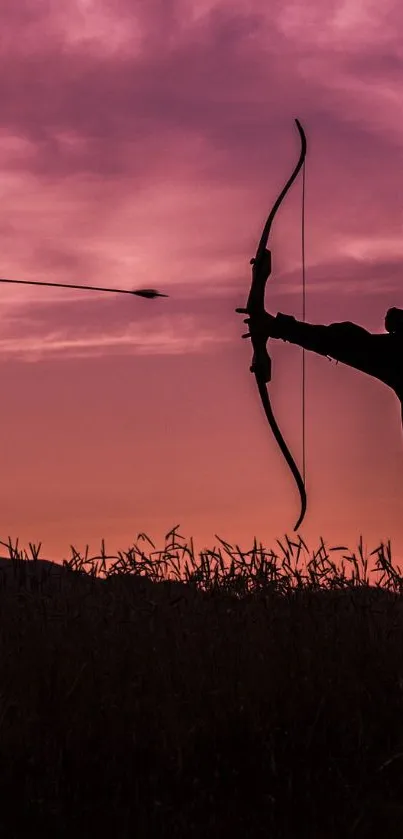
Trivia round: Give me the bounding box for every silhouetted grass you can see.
[0,526,401,838]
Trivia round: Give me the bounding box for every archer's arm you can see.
[271,313,397,388]
[237,304,399,387]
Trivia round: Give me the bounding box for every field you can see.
[0,527,401,838]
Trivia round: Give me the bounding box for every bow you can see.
[245,118,307,531]
[0,277,168,298]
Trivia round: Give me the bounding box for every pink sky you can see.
[0,0,402,566]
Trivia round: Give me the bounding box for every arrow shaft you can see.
[0,277,140,296]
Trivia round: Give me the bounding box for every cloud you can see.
[0,0,401,362]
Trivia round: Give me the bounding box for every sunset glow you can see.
[1,0,402,563]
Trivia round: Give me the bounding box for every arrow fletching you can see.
[131,289,169,298]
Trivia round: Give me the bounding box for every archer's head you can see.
[385,307,403,334]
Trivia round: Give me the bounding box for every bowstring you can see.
[301,155,306,486]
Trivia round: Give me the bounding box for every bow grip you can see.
[247,248,272,384]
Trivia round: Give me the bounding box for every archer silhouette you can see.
[236,305,403,420]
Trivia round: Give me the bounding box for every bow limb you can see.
[253,360,307,532]
[246,118,307,531]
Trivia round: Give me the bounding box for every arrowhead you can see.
[132,289,169,298]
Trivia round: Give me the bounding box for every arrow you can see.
[0,278,168,298]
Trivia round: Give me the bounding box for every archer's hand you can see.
[235,308,280,342]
